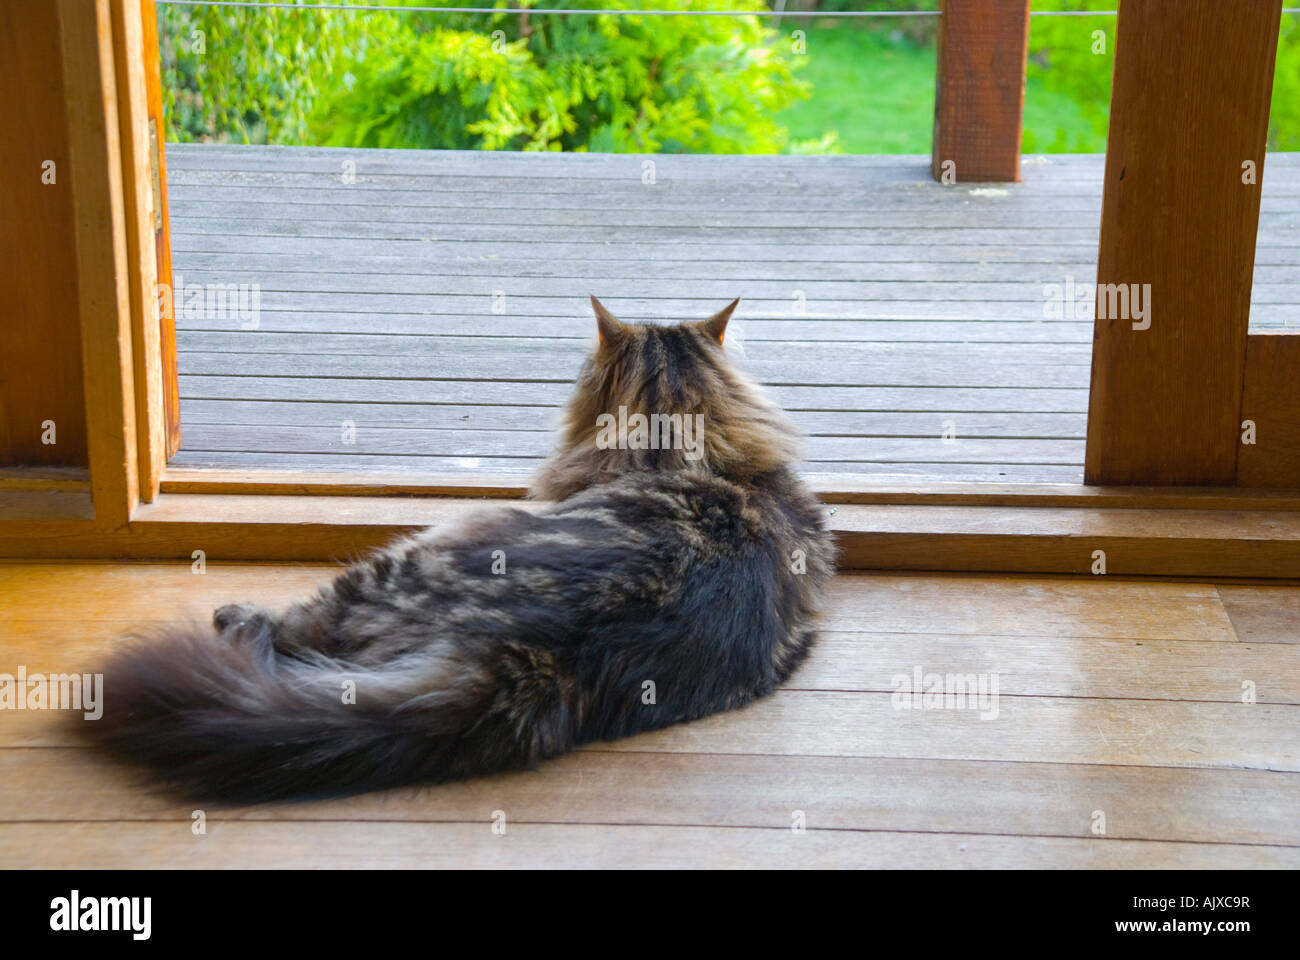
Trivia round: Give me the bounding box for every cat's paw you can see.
[213,602,270,634]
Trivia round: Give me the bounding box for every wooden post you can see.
[59,0,142,527]
[1237,334,1300,487]
[140,0,182,461]
[0,1,90,469]
[109,0,166,501]
[930,0,1030,183]
[1,0,168,512]
[1084,0,1282,486]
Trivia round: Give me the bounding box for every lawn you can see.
[778,21,1108,155]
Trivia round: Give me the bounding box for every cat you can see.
[82,298,834,802]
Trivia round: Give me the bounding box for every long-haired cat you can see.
[83,298,834,802]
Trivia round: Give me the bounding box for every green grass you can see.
[779,22,1107,154]
[780,24,936,153]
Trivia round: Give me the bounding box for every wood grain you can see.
[9,495,1300,576]
[0,1,88,469]
[166,423,1085,467]
[4,619,1293,703]
[58,0,139,528]
[162,452,1084,485]
[4,749,1296,847]
[139,0,180,460]
[819,574,1238,641]
[1084,0,1284,485]
[4,820,1295,870]
[1217,585,1300,644]
[1237,332,1300,487]
[0,566,1234,635]
[155,467,1300,512]
[930,0,1030,183]
[109,0,164,502]
[569,693,1299,773]
[2,560,1295,867]
[162,146,1300,486]
[159,148,1300,192]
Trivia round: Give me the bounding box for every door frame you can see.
[3,0,1300,577]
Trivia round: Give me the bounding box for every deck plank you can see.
[168,234,1300,265]
[178,400,1088,438]
[1216,586,1300,644]
[166,146,1300,482]
[2,750,1297,847]
[5,820,1296,869]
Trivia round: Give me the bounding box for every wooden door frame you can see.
[4,0,1300,577]
[140,0,183,461]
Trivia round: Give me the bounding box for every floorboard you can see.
[6,821,1295,869]
[1,562,1296,867]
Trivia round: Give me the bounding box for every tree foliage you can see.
[1026,0,1300,152]
[161,0,813,153]
[160,0,1300,154]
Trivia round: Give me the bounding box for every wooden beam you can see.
[0,469,89,494]
[1084,0,1283,486]
[139,0,181,460]
[930,0,1030,183]
[159,468,532,498]
[156,467,1300,512]
[1237,333,1300,488]
[58,0,140,528]
[109,0,165,502]
[0,1,89,468]
[4,493,1300,580]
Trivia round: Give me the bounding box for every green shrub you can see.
[1025,0,1300,152]
[159,0,1300,153]
[161,0,812,153]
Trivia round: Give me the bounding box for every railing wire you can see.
[159,1,939,14]
[156,2,1300,17]
[156,1,1042,17]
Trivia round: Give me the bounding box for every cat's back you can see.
[555,467,820,549]
[553,468,832,740]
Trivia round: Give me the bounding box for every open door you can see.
[140,0,181,460]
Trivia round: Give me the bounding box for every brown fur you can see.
[531,298,801,500]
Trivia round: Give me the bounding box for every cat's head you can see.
[529,297,802,500]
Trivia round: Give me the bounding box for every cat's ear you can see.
[591,296,626,346]
[702,298,739,344]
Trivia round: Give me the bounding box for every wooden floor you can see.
[165,147,1300,485]
[1,561,1297,868]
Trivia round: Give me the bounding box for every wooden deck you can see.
[165,146,1300,485]
[1,562,1297,868]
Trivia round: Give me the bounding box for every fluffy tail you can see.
[80,622,572,803]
